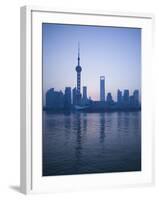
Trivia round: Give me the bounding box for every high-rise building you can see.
[133,90,139,105]
[106,92,113,104]
[129,95,134,105]
[100,76,105,101]
[46,88,54,108]
[75,43,82,105]
[46,88,64,109]
[117,89,122,104]
[72,87,77,105]
[83,86,87,102]
[123,89,129,104]
[64,87,71,109]
[54,91,64,109]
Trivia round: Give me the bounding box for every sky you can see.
[42,23,141,102]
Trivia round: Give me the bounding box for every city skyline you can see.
[42,23,141,176]
[44,45,140,111]
[42,23,141,104]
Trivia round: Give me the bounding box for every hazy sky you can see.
[42,23,141,101]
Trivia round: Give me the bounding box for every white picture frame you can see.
[20,6,154,194]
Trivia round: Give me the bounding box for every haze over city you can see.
[42,23,141,176]
[42,23,141,104]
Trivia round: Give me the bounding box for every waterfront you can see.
[43,111,141,176]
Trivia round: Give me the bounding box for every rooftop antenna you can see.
[78,42,80,65]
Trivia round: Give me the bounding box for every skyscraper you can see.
[46,88,64,109]
[133,90,139,105]
[75,43,82,105]
[106,92,113,104]
[83,86,87,102]
[53,91,64,109]
[129,95,134,106]
[100,76,105,101]
[72,87,77,105]
[64,87,71,109]
[46,88,54,108]
[117,89,122,104]
[123,89,129,104]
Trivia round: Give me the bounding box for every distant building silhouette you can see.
[106,92,113,104]
[75,43,82,105]
[46,88,55,108]
[123,89,129,105]
[64,87,71,109]
[133,90,139,105]
[82,86,87,104]
[100,76,105,102]
[129,95,134,106]
[72,87,77,105]
[129,90,140,108]
[44,45,141,112]
[117,89,122,104]
[46,88,64,109]
[45,87,141,111]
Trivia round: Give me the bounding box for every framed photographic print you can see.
[20,6,154,194]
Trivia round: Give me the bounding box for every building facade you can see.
[117,89,122,104]
[46,88,64,109]
[72,87,77,105]
[100,76,105,102]
[123,89,129,105]
[82,86,87,104]
[64,87,71,109]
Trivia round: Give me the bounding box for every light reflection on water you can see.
[43,111,141,176]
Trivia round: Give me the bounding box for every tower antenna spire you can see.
[78,42,80,65]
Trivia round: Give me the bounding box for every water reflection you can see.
[99,113,106,144]
[74,113,82,170]
[123,112,130,134]
[106,112,113,135]
[64,113,71,130]
[83,113,87,135]
[132,112,140,136]
[64,113,71,142]
[43,111,141,176]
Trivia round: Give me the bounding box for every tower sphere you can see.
[76,65,82,72]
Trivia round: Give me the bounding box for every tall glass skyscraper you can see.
[117,89,122,104]
[83,86,87,101]
[123,89,129,104]
[100,76,105,101]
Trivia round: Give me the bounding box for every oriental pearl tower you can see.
[76,43,82,105]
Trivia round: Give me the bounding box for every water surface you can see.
[42,111,141,176]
